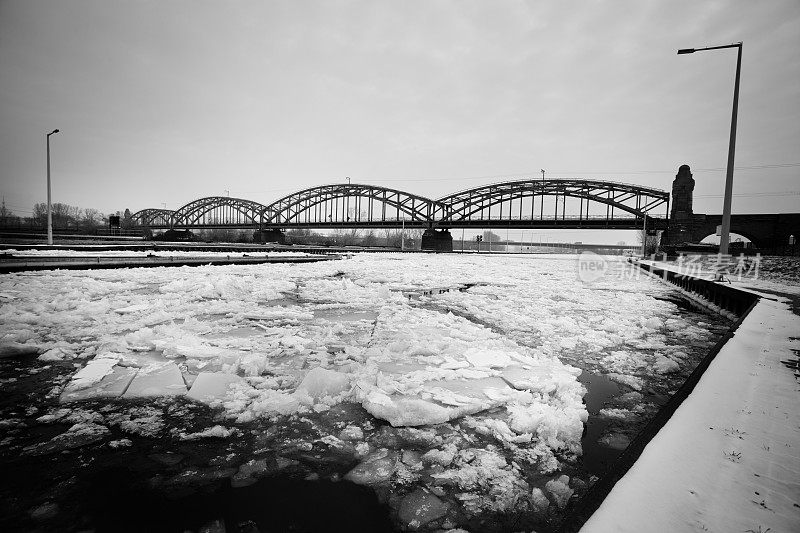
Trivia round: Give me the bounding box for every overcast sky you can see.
[1,0,798,243]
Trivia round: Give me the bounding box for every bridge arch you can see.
[171,197,269,228]
[436,179,670,225]
[130,208,175,227]
[260,184,445,227]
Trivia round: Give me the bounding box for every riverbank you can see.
[580,265,800,533]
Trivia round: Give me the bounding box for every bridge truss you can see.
[131,178,670,231]
[436,179,670,229]
[170,197,268,229]
[130,208,175,227]
[260,184,445,228]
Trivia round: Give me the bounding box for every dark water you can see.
[81,471,392,533]
[578,371,622,474]
[0,363,391,533]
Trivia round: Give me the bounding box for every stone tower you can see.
[667,164,695,244]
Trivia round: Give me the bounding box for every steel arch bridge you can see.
[130,208,175,227]
[130,178,670,232]
[171,196,268,229]
[436,179,670,229]
[259,184,447,228]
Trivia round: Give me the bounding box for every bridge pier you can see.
[153,229,195,242]
[665,164,695,246]
[420,229,453,252]
[254,229,286,244]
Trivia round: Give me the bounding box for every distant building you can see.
[617,241,626,246]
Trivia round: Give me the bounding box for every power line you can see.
[363,163,800,183]
[695,191,800,198]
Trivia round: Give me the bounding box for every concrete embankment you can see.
[569,261,800,533]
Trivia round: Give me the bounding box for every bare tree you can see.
[362,229,378,247]
[332,227,362,245]
[0,199,21,229]
[637,230,660,256]
[82,208,103,230]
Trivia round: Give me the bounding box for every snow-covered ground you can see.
[0,253,730,531]
[582,260,800,533]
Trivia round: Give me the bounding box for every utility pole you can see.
[46,129,60,245]
[540,169,545,220]
[641,215,648,257]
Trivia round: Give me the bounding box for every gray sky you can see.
[1,0,798,243]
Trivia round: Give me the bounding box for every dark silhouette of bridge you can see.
[131,166,799,252]
[132,179,670,250]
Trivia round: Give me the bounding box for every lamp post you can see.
[46,129,60,245]
[540,169,545,220]
[678,42,742,257]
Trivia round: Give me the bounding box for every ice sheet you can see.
[123,363,187,398]
[186,372,248,404]
[60,366,138,402]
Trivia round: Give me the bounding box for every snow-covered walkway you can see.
[581,277,800,532]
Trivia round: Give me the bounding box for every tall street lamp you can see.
[540,169,545,219]
[46,128,60,245]
[678,42,742,256]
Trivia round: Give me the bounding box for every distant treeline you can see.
[175,227,425,247]
[0,201,133,232]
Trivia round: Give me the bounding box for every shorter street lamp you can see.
[678,42,742,257]
[46,129,60,245]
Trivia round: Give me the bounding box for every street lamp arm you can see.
[677,42,741,54]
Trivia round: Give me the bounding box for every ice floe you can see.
[0,253,729,531]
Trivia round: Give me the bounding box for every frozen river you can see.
[0,253,729,532]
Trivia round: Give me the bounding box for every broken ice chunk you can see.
[24,422,110,456]
[187,372,247,404]
[38,347,73,361]
[606,373,643,391]
[375,361,429,374]
[113,304,150,314]
[653,355,680,374]
[294,367,351,400]
[500,364,556,393]
[279,335,308,349]
[123,363,186,398]
[60,366,138,403]
[344,449,398,485]
[177,425,237,440]
[545,475,573,509]
[398,488,449,530]
[67,356,120,390]
[362,391,458,427]
[339,425,364,441]
[531,487,550,513]
[0,342,39,358]
[463,348,513,368]
[598,432,631,450]
[244,307,314,322]
[419,377,514,412]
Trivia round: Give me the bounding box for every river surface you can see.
[0,253,733,532]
